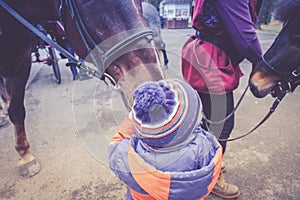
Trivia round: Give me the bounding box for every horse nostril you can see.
[249,81,260,98]
[249,81,255,90]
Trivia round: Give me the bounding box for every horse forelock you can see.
[274,0,300,22]
[81,0,146,43]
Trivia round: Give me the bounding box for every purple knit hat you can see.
[131,79,201,149]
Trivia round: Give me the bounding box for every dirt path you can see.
[0,29,299,200]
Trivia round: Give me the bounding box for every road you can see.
[0,28,299,200]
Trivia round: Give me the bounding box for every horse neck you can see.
[4,0,60,24]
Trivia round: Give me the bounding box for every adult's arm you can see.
[214,0,262,65]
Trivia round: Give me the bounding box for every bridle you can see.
[64,0,155,86]
[211,55,300,142]
[261,55,300,95]
[259,16,300,94]
[0,0,155,88]
[204,52,300,142]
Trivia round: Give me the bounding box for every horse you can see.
[142,2,169,69]
[0,0,164,178]
[249,0,300,98]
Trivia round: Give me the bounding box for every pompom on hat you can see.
[131,79,201,149]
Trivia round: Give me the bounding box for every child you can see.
[108,79,222,200]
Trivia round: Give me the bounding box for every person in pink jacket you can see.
[182,0,263,198]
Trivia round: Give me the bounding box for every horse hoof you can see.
[17,159,41,178]
[0,116,9,127]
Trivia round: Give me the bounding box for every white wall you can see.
[163,4,190,19]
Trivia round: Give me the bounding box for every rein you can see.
[0,0,154,87]
[204,85,289,142]
[203,85,249,125]
[214,55,300,142]
[217,89,287,142]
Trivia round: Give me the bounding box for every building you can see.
[159,0,191,29]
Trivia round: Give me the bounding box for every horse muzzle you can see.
[249,70,279,98]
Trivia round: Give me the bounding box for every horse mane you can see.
[274,0,300,21]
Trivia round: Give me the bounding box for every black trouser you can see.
[198,92,234,154]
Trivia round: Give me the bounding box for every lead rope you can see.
[203,85,249,125]
[0,0,105,82]
[216,88,287,142]
[0,0,77,64]
[65,0,106,79]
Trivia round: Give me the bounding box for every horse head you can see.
[0,0,165,177]
[249,0,300,98]
[61,0,164,107]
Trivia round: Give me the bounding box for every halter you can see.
[261,55,300,93]
[260,16,300,92]
[64,0,154,79]
[0,0,155,87]
[261,56,283,77]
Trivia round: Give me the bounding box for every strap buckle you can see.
[291,69,300,77]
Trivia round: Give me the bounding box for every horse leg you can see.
[155,39,168,69]
[13,121,40,178]
[161,48,169,69]
[5,55,40,178]
[7,80,40,177]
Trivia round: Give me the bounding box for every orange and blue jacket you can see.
[108,117,222,200]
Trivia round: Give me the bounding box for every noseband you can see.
[65,0,155,85]
[261,55,300,93]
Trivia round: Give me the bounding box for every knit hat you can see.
[131,79,201,149]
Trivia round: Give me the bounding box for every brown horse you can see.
[0,0,164,177]
[249,0,300,98]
